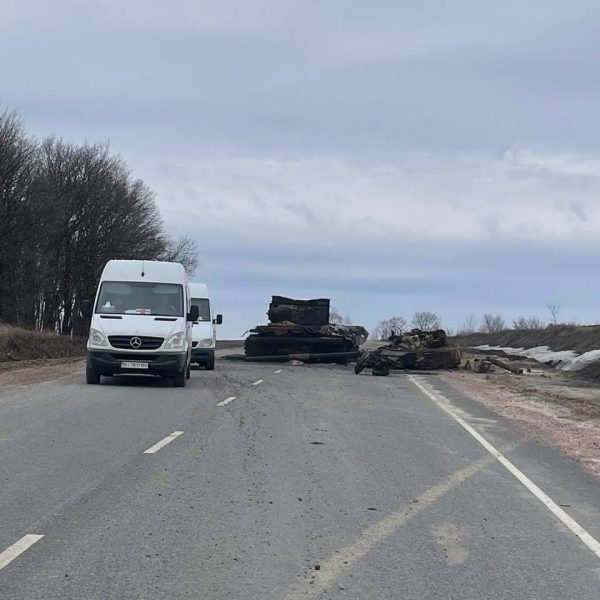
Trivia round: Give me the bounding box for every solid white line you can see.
[217,396,236,406]
[408,375,600,560]
[274,369,283,374]
[0,535,44,570]
[252,379,263,386]
[143,431,183,455]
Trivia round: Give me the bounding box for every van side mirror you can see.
[214,314,223,325]
[187,305,199,322]
[80,300,92,319]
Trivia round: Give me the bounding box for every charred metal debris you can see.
[355,329,462,376]
[227,296,368,364]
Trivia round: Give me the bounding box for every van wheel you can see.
[86,364,101,384]
[171,369,186,387]
[205,355,215,370]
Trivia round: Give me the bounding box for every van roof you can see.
[189,282,209,298]
[101,260,188,284]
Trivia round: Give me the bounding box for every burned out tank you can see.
[244,296,368,363]
[354,329,462,375]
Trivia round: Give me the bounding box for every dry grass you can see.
[0,324,86,362]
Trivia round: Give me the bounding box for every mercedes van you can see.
[189,282,222,370]
[81,260,198,387]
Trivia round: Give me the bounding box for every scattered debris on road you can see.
[235,296,368,364]
[355,329,461,375]
[464,357,524,375]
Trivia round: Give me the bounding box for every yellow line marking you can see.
[409,375,600,559]
[283,450,502,599]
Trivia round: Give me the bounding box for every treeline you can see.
[371,309,562,340]
[371,311,441,340]
[0,109,197,336]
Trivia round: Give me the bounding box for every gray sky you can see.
[2,0,600,337]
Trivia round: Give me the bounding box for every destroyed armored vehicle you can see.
[355,328,461,375]
[243,296,368,363]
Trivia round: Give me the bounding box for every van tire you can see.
[171,369,186,387]
[86,364,101,384]
[205,354,215,370]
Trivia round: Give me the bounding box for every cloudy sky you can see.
[2,0,600,337]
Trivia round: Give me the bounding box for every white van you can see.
[189,282,222,370]
[81,260,199,387]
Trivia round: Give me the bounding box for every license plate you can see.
[121,361,149,369]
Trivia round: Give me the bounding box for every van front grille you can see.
[108,336,164,350]
[110,353,159,362]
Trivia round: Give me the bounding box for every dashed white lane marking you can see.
[217,396,236,406]
[143,431,184,455]
[408,375,600,560]
[274,369,283,374]
[252,379,263,386]
[0,535,44,570]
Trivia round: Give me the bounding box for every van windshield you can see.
[191,298,211,321]
[95,282,184,317]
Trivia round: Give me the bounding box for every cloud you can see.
[141,150,600,249]
[505,149,600,178]
[4,0,600,334]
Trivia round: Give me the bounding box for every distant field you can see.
[216,340,245,349]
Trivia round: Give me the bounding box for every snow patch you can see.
[474,345,600,371]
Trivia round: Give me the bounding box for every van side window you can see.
[192,298,210,321]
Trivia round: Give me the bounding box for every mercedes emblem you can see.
[129,336,142,349]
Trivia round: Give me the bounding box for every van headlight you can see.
[89,329,107,347]
[165,332,185,349]
[198,338,214,348]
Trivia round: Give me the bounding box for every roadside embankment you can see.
[452,325,600,379]
[0,325,86,362]
[446,325,600,476]
[452,324,600,354]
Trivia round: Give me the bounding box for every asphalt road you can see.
[0,355,599,599]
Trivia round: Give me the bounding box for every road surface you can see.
[0,355,599,599]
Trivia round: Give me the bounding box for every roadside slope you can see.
[452,325,600,354]
[0,325,85,362]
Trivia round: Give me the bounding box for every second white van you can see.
[189,282,222,370]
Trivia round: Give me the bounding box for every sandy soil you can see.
[441,355,600,476]
[0,357,85,392]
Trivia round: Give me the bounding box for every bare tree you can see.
[547,303,560,325]
[0,109,38,328]
[370,316,407,340]
[34,138,170,334]
[411,311,441,331]
[513,316,544,330]
[159,235,199,275]
[481,314,505,333]
[330,306,352,325]
[457,314,478,335]
[0,108,200,335]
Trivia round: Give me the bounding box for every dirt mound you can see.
[0,324,86,362]
[452,325,600,354]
